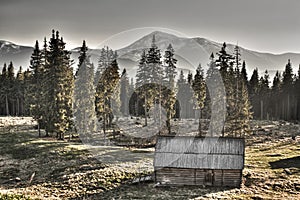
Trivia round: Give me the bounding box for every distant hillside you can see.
[1,31,300,80]
[0,40,33,68]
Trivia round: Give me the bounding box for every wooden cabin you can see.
[154,136,245,187]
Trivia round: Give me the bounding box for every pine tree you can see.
[282,59,294,120]
[231,47,252,136]
[241,61,248,84]
[162,44,177,133]
[162,84,176,134]
[206,54,226,136]
[192,64,206,136]
[146,35,162,83]
[187,71,193,85]
[15,66,25,116]
[271,71,282,119]
[95,46,117,85]
[177,71,194,119]
[23,69,32,116]
[248,68,260,119]
[120,68,130,116]
[128,78,135,115]
[29,40,44,136]
[0,63,9,115]
[216,42,234,74]
[176,70,185,120]
[295,65,300,120]
[178,70,185,85]
[238,81,252,136]
[163,44,177,89]
[234,45,242,73]
[233,61,252,136]
[216,43,236,135]
[74,40,97,140]
[7,61,15,116]
[44,30,74,139]
[95,59,120,138]
[135,49,152,124]
[136,50,151,88]
[258,70,270,119]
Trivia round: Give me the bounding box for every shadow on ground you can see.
[269,156,300,169]
[70,181,233,200]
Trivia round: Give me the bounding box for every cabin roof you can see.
[154,136,245,170]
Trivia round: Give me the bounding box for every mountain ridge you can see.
[1,31,300,80]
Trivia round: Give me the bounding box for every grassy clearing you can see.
[0,118,299,199]
[0,123,153,199]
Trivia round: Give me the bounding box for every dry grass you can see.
[0,117,299,199]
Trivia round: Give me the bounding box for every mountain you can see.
[116,31,300,79]
[1,31,300,80]
[0,40,33,68]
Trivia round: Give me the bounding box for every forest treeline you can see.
[0,30,298,138]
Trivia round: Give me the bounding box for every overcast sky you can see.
[1,0,299,53]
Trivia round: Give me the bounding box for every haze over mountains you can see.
[1,31,300,79]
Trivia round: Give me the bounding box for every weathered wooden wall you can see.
[155,167,242,187]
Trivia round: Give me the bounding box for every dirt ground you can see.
[0,117,299,199]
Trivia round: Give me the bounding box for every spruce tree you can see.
[295,65,300,120]
[95,46,117,85]
[146,35,162,83]
[248,68,260,119]
[237,81,252,136]
[22,69,32,116]
[177,71,194,119]
[282,59,294,120]
[136,50,151,88]
[16,66,25,116]
[192,64,206,136]
[44,30,74,139]
[271,71,282,119]
[29,40,45,136]
[74,40,97,140]
[135,50,150,124]
[176,70,185,120]
[7,61,15,116]
[216,43,236,134]
[241,61,248,84]
[206,54,226,136]
[95,59,120,137]
[216,42,234,74]
[0,63,9,116]
[258,70,270,119]
[234,45,242,72]
[120,68,130,116]
[187,71,193,85]
[233,62,252,136]
[163,44,177,133]
[163,44,177,89]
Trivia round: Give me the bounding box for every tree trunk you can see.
[167,110,171,135]
[16,98,19,116]
[260,100,263,120]
[5,95,9,116]
[103,113,106,144]
[198,109,202,137]
[38,122,41,137]
[287,94,290,121]
[45,129,49,137]
[144,92,147,126]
